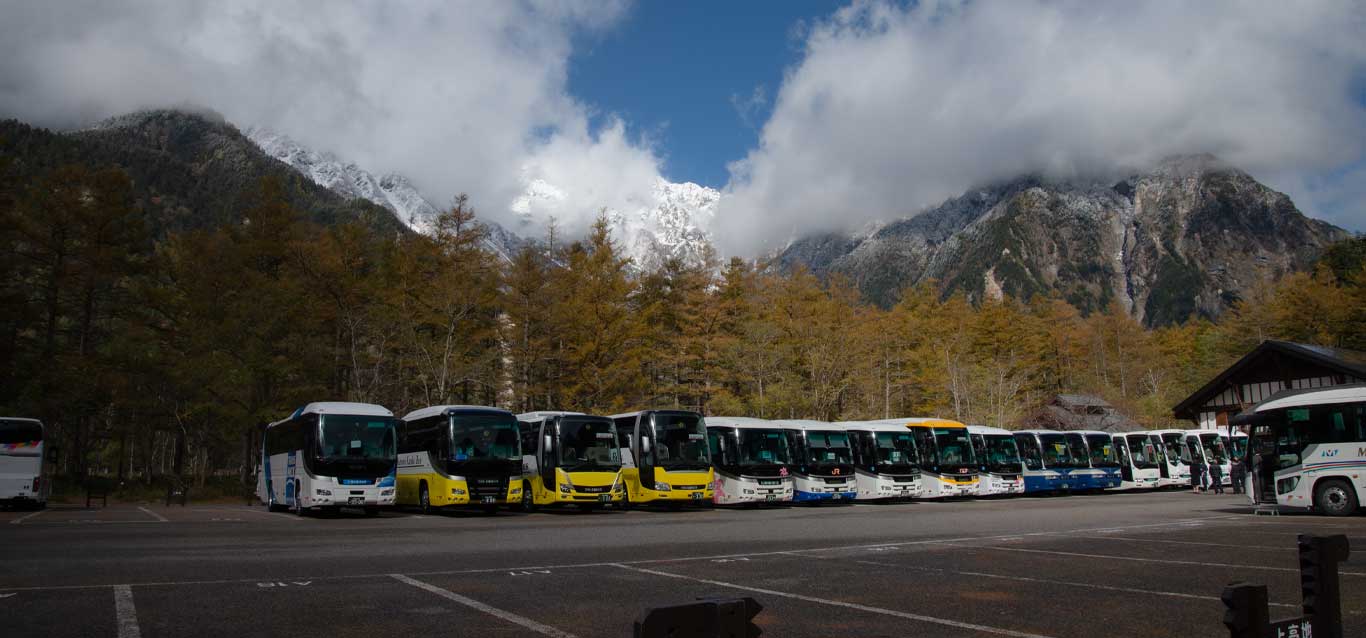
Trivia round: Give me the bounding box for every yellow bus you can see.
[516,411,624,511]
[871,418,978,498]
[611,410,713,508]
[396,405,523,514]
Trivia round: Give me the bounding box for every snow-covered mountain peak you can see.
[246,127,440,232]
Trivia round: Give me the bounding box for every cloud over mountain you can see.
[0,0,663,239]
[717,0,1366,255]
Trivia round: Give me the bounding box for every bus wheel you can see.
[418,483,431,515]
[1314,479,1358,517]
[619,490,634,511]
[293,481,306,517]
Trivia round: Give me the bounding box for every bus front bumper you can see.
[301,488,395,509]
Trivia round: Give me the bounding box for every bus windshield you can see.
[559,419,620,471]
[318,415,396,460]
[651,413,710,469]
[1015,434,1043,470]
[934,428,974,466]
[982,435,1021,473]
[450,414,520,461]
[805,431,853,465]
[1146,435,1169,465]
[1038,433,1079,468]
[1161,433,1190,464]
[1064,433,1091,467]
[1085,434,1120,467]
[1125,435,1158,468]
[874,431,918,467]
[737,429,791,466]
[1199,433,1228,464]
[0,419,42,458]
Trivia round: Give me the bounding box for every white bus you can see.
[1,418,49,509]
[705,417,795,505]
[1185,429,1232,489]
[779,420,857,503]
[1112,432,1161,490]
[257,402,398,516]
[1237,384,1365,516]
[1150,429,1192,488]
[967,425,1024,496]
[842,421,922,500]
[1013,429,1084,494]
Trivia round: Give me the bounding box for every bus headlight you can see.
[451,488,466,495]
[511,486,522,495]
[315,489,332,496]
[380,489,394,497]
[559,482,572,493]
[653,482,672,492]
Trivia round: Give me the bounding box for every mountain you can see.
[0,109,405,237]
[511,176,720,270]
[244,128,527,262]
[778,155,1350,325]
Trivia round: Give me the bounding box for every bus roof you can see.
[966,424,1013,436]
[840,420,922,434]
[1251,383,1366,413]
[609,409,702,420]
[1014,429,1065,435]
[271,402,393,428]
[774,419,840,431]
[1148,429,1187,436]
[706,416,784,430]
[0,417,43,426]
[869,417,967,430]
[403,405,512,422]
[516,411,586,422]
[1074,430,1113,437]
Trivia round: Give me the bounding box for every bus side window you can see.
[614,416,634,450]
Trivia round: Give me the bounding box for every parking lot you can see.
[2,492,1362,637]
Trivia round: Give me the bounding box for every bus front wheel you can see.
[1315,479,1358,517]
[520,481,536,513]
[418,483,431,515]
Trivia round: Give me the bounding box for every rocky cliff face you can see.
[779,156,1348,325]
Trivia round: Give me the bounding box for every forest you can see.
[2,161,1364,493]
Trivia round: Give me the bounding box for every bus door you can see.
[1114,437,1133,483]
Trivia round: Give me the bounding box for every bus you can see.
[257,402,397,516]
[873,418,977,498]
[1,418,48,509]
[1013,430,1084,493]
[396,405,522,514]
[1236,384,1365,516]
[1072,431,1123,490]
[779,420,858,502]
[1112,432,1161,490]
[516,412,623,511]
[1185,429,1231,489]
[967,425,1024,496]
[1150,429,1192,488]
[705,417,794,505]
[611,410,713,507]
[842,421,922,500]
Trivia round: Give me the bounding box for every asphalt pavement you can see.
[2,491,1363,637]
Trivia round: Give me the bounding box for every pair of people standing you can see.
[1189,458,1225,494]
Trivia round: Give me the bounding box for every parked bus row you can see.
[8,385,1358,516]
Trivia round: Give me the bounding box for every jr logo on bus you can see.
[1323,449,1338,457]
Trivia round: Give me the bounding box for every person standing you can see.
[1209,461,1225,495]
[1191,456,1206,493]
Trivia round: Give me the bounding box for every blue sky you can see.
[568,1,841,188]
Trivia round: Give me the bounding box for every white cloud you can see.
[0,0,660,237]
[718,0,1366,255]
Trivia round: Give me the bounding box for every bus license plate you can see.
[689,492,703,500]
[765,495,776,502]
[598,495,612,503]
[481,496,496,505]
[347,497,364,505]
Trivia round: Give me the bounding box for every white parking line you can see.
[612,563,1057,638]
[194,506,301,521]
[136,507,168,523]
[1071,535,1284,551]
[957,544,1366,576]
[852,560,1299,609]
[8,509,46,525]
[113,585,141,638]
[390,574,578,638]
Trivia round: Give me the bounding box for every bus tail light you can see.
[32,476,41,493]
